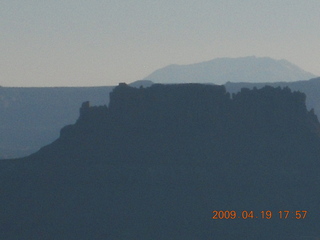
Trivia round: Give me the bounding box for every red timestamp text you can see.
[212,210,308,219]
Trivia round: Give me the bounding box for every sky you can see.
[1,0,320,87]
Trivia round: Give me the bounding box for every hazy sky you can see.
[1,0,319,87]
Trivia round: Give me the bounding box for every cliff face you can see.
[34,83,320,167]
[3,77,320,160]
[1,83,320,239]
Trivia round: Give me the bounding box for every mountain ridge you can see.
[144,56,317,84]
[3,77,320,159]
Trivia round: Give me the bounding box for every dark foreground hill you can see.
[1,83,320,239]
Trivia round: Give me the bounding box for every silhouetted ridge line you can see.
[29,83,320,169]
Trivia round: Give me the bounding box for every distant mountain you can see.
[144,56,317,84]
[1,83,320,239]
